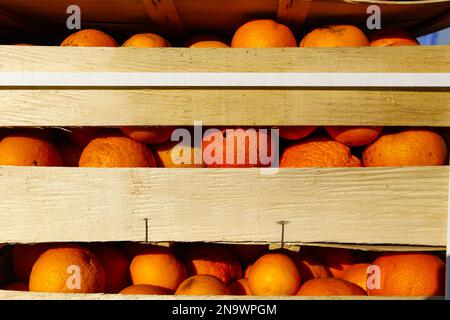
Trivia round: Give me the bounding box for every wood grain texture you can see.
[0,88,448,126]
[142,0,185,37]
[0,166,447,246]
[0,290,440,300]
[0,46,448,73]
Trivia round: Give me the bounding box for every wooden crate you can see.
[0,0,448,299]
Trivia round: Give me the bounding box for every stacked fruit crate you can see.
[0,0,449,299]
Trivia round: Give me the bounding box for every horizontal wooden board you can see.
[0,88,448,126]
[0,46,448,73]
[0,166,447,246]
[0,290,441,300]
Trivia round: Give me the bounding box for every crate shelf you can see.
[0,166,446,247]
[0,291,439,300]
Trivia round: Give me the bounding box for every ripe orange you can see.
[175,275,230,295]
[29,245,106,293]
[368,253,445,296]
[202,128,274,168]
[58,142,83,167]
[300,25,369,47]
[130,245,186,292]
[248,253,300,296]
[190,41,229,48]
[278,126,317,141]
[229,279,252,295]
[231,19,297,48]
[119,284,171,295]
[12,243,53,282]
[342,263,371,291]
[89,244,130,293]
[297,278,366,296]
[314,247,357,278]
[61,29,118,47]
[155,139,204,168]
[1,282,28,291]
[122,33,170,47]
[228,244,268,265]
[280,137,361,167]
[120,126,175,144]
[363,129,447,166]
[369,29,419,46]
[0,135,63,166]
[179,244,242,285]
[79,135,156,167]
[325,126,383,147]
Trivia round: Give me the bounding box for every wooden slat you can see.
[0,88,448,126]
[0,290,440,300]
[0,46,448,73]
[0,166,447,246]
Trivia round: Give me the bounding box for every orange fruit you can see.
[325,126,383,147]
[29,245,106,293]
[89,244,130,293]
[278,126,317,141]
[185,35,226,47]
[248,253,300,296]
[300,25,369,47]
[79,135,156,167]
[120,126,175,144]
[175,275,230,295]
[2,282,28,291]
[179,244,242,285]
[190,41,229,48]
[280,137,361,168]
[58,142,83,167]
[130,245,186,292]
[229,278,252,295]
[368,253,445,296]
[68,127,102,147]
[315,247,357,278]
[369,29,419,46]
[297,278,366,296]
[293,253,331,282]
[61,29,118,47]
[122,33,170,47]
[12,243,53,282]
[363,129,447,167]
[119,284,171,295]
[202,128,274,168]
[155,138,204,168]
[0,135,63,166]
[342,263,371,291]
[244,264,252,278]
[231,19,297,48]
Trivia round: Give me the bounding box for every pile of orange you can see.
[0,126,446,168]
[1,243,445,297]
[55,19,419,49]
